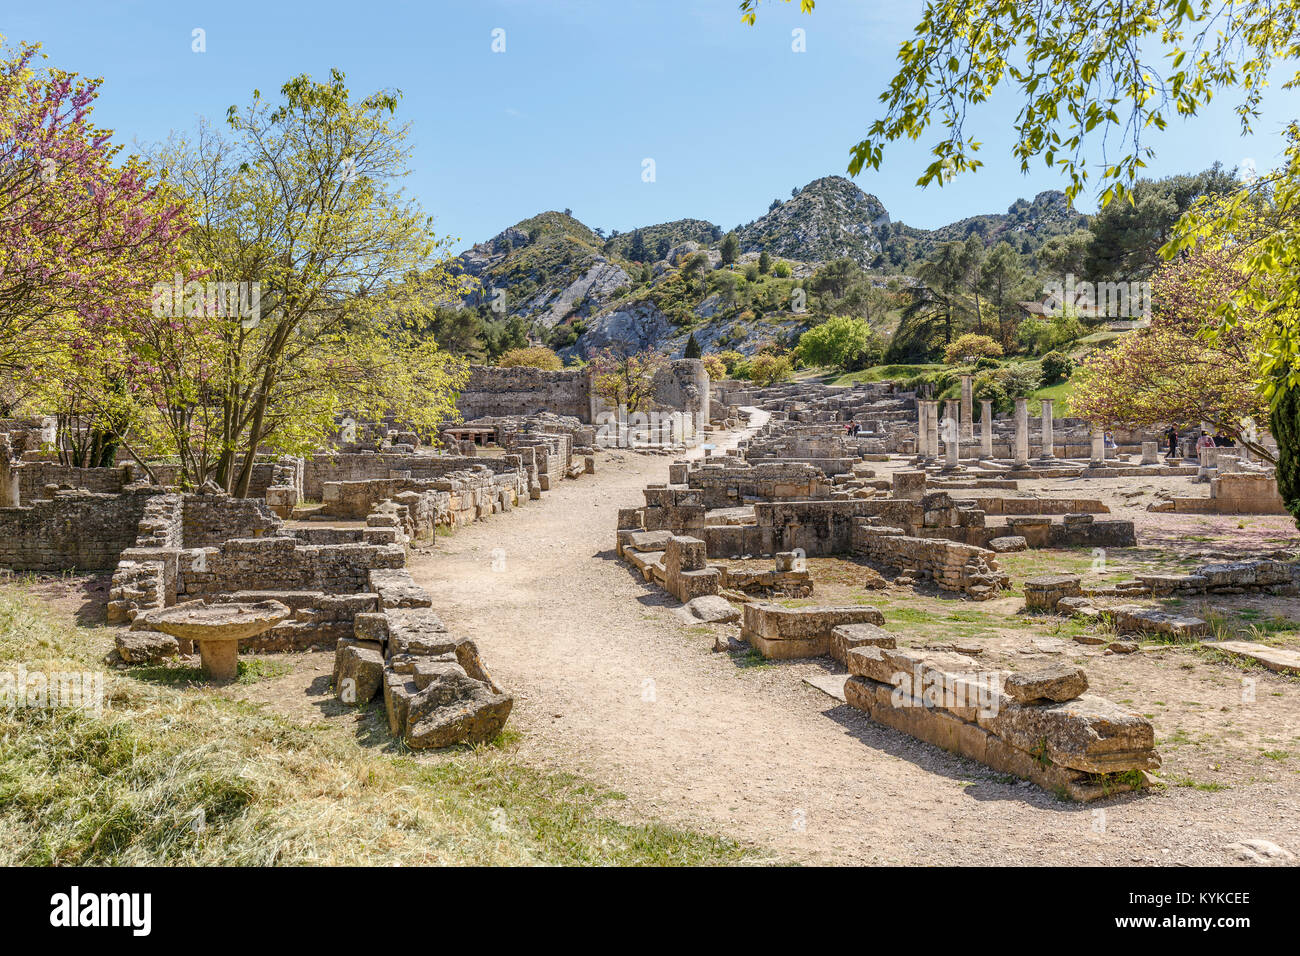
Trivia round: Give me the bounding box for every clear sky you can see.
[5,0,1298,252]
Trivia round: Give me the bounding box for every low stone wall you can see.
[1166,472,1289,515]
[303,452,528,501]
[0,488,157,572]
[853,523,1008,599]
[682,460,833,508]
[974,496,1109,515]
[845,648,1158,801]
[740,603,885,659]
[181,494,282,547]
[179,536,405,600]
[320,466,524,527]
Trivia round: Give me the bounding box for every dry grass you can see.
[0,589,763,866]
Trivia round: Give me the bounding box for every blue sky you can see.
[6,0,1298,252]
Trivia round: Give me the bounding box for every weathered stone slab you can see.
[115,630,180,664]
[335,641,385,704]
[742,603,885,659]
[684,594,741,624]
[979,694,1159,774]
[830,622,896,664]
[1108,604,1208,639]
[385,607,456,656]
[988,535,1027,553]
[405,667,513,749]
[1004,664,1088,703]
[383,669,419,736]
[1203,641,1300,674]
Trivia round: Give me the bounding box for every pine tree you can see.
[720,232,739,265]
[684,333,702,359]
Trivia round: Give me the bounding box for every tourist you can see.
[1165,426,1179,457]
[1197,430,1215,449]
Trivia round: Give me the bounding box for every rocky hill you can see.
[736,176,891,266]
[444,176,1086,359]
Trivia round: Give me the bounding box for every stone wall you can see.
[302,452,527,501]
[181,494,282,547]
[16,463,134,501]
[457,365,593,422]
[852,523,1008,599]
[0,488,157,572]
[178,536,405,600]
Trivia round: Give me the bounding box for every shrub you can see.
[1017,313,1084,354]
[701,355,726,379]
[716,350,746,374]
[943,333,1003,365]
[1040,350,1075,384]
[499,346,563,370]
[772,261,792,278]
[747,353,792,386]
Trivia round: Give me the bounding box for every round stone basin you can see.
[148,600,290,681]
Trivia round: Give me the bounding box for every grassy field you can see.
[1028,378,1076,415]
[828,363,945,386]
[0,589,764,866]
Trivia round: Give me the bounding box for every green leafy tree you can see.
[147,71,469,494]
[1037,230,1093,279]
[498,346,563,370]
[758,250,772,275]
[942,333,1002,365]
[720,232,740,265]
[797,315,876,370]
[809,257,860,301]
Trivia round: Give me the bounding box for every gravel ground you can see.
[406,429,1300,866]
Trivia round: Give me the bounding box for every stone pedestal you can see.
[1197,444,1218,482]
[1089,427,1105,466]
[979,400,993,459]
[1012,398,1030,470]
[1140,441,1158,465]
[1038,399,1056,461]
[960,375,974,442]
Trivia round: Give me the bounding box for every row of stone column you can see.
[915,393,1061,466]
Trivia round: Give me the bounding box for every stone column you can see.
[980,400,994,459]
[960,375,974,442]
[1089,427,1105,466]
[1039,399,1056,460]
[915,401,929,458]
[944,425,961,470]
[1013,398,1030,469]
[926,400,941,464]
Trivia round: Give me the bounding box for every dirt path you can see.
[407,435,1298,866]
